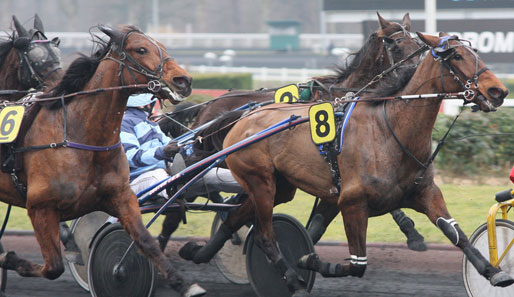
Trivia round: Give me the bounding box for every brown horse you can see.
[180,32,511,296]
[169,13,427,250]
[0,15,63,101]
[0,25,204,296]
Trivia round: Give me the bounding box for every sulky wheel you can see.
[0,242,7,293]
[245,213,316,297]
[88,222,155,297]
[463,219,514,297]
[211,212,250,284]
[66,211,109,292]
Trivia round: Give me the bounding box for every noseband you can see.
[105,30,172,90]
[430,35,488,101]
[18,38,62,90]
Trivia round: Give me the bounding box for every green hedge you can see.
[433,107,514,176]
[192,73,252,90]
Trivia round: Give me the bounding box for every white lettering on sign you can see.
[448,31,514,53]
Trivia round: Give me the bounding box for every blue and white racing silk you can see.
[120,107,172,181]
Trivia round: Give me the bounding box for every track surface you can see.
[1,235,469,297]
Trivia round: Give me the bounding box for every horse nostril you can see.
[173,76,192,89]
[488,87,507,100]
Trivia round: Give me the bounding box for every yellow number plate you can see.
[0,106,25,143]
[309,102,336,145]
[274,84,299,103]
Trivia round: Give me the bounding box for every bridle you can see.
[430,35,489,101]
[383,35,490,184]
[104,29,172,90]
[16,34,62,90]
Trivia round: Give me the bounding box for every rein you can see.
[0,82,157,106]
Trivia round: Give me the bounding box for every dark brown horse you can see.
[0,25,204,296]
[166,13,427,250]
[159,13,417,135]
[0,15,63,101]
[180,32,511,296]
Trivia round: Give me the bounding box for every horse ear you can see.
[99,25,124,45]
[416,32,440,47]
[12,15,29,38]
[377,12,391,29]
[33,14,45,33]
[402,13,411,32]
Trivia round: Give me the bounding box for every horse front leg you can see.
[0,207,63,279]
[111,193,205,297]
[416,184,514,287]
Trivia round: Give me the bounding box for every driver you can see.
[120,93,244,248]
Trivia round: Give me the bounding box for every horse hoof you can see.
[297,253,320,271]
[181,283,207,297]
[179,242,201,261]
[490,271,514,287]
[292,289,311,297]
[407,238,427,252]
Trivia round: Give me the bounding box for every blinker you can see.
[13,37,30,49]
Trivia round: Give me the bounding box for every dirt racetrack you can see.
[1,234,468,297]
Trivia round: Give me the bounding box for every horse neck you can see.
[66,62,127,146]
[382,56,445,155]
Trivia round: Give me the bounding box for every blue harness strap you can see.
[338,97,359,153]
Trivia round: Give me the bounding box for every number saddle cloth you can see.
[0,95,42,175]
[315,98,358,195]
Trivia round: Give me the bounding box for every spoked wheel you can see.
[66,211,109,292]
[88,223,155,297]
[0,242,7,293]
[211,213,250,284]
[463,219,514,297]
[245,213,316,297]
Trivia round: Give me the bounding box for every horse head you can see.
[99,25,192,105]
[417,32,508,112]
[375,12,420,67]
[10,15,63,91]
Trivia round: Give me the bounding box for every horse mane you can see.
[326,33,383,84]
[45,25,142,108]
[367,64,417,100]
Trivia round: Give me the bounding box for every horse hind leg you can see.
[0,207,64,279]
[179,193,252,264]
[251,177,311,296]
[418,185,514,287]
[299,194,369,279]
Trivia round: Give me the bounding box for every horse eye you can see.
[136,47,147,55]
[453,54,463,61]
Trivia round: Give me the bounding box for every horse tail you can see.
[186,109,246,165]
[158,101,203,137]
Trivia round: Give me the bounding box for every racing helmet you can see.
[126,93,157,107]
